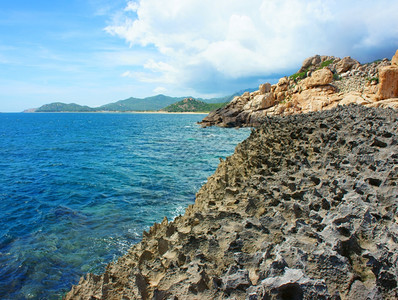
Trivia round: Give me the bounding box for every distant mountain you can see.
[198,88,257,104]
[31,89,258,113]
[98,95,186,112]
[161,98,227,112]
[36,102,95,112]
[23,108,37,113]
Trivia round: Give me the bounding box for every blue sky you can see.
[1,0,398,112]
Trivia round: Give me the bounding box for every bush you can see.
[290,69,308,81]
[366,77,379,84]
[333,74,341,81]
[319,59,334,69]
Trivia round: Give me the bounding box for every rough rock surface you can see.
[377,50,398,100]
[199,51,398,128]
[65,105,398,299]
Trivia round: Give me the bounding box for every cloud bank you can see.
[105,0,398,95]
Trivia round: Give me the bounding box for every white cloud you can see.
[125,1,139,12]
[121,71,134,77]
[153,86,167,94]
[105,0,398,95]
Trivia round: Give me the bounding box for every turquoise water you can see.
[0,113,250,299]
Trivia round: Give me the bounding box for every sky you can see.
[0,0,398,112]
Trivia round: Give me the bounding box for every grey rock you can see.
[65,105,398,300]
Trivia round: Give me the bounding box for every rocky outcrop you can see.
[199,51,398,128]
[65,105,398,299]
[303,68,334,88]
[377,50,398,100]
[335,56,360,73]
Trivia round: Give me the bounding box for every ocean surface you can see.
[0,113,251,299]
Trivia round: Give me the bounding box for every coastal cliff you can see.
[199,50,398,128]
[65,105,398,299]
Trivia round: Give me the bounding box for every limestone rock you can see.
[304,68,334,88]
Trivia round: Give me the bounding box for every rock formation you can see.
[199,51,398,128]
[65,105,398,299]
[377,51,398,100]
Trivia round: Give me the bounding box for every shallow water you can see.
[0,113,250,299]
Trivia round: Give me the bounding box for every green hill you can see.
[98,94,186,111]
[36,102,95,112]
[161,98,227,112]
[31,88,257,113]
[198,88,257,104]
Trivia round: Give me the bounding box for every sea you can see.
[0,113,251,299]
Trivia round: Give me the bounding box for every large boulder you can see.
[243,94,275,111]
[304,68,333,88]
[259,83,271,95]
[299,55,321,73]
[275,77,289,93]
[377,65,398,100]
[335,56,360,73]
[338,92,371,106]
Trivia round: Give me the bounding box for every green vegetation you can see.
[97,95,186,111]
[319,59,334,69]
[289,59,335,82]
[161,98,227,112]
[36,102,95,112]
[31,90,256,113]
[333,73,341,81]
[289,69,308,81]
[366,77,379,84]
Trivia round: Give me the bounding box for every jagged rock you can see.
[65,105,398,299]
[303,68,334,88]
[255,268,329,299]
[222,267,251,292]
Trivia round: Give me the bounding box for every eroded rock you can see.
[65,105,398,300]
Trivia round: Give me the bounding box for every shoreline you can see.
[19,111,210,115]
[65,105,398,299]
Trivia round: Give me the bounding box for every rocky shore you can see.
[65,105,397,299]
[199,50,398,128]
